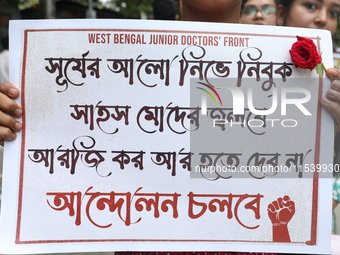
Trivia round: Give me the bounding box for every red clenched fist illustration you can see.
[267,196,295,242]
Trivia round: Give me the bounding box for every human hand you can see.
[268,196,295,242]
[267,195,295,225]
[321,68,340,128]
[0,82,22,146]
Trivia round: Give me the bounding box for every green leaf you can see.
[315,62,324,78]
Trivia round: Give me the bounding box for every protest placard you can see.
[0,19,334,254]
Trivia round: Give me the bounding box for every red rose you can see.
[289,36,322,70]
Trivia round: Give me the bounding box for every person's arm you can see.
[333,198,339,210]
[0,82,22,146]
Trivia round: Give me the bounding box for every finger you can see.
[267,204,275,212]
[0,107,21,127]
[271,200,279,210]
[0,82,20,99]
[321,97,340,125]
[327,88,340,104]
[0,95,22,119]
[331,79,340,92]
[0,125,18,145]
[277,197,283,208]
[0,110,22,145]
[288,201,295,212]
[282,195,292,206]
[282,195,295,210]
[326,68,340,80]
[283,195,291,201]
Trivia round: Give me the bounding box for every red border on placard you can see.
[15,29,322,245]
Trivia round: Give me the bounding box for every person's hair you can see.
[277,0,294,14]
[241,0,279,13]
[277,0,294,24]
[241,0,248,12]
[153,0,179,20]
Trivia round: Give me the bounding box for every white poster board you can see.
[0,19,335,254]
